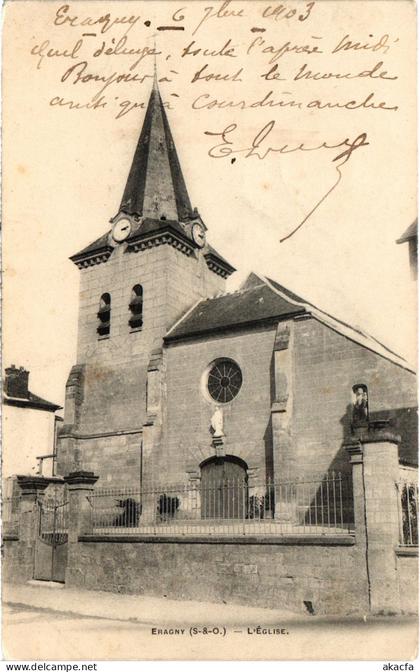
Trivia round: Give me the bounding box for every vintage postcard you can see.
[2,0,418,663]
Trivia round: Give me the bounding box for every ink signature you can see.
[204,121,369,242]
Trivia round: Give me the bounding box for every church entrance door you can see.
[200,456,248,520]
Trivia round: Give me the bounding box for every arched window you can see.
[97,293,111,337]
[129,285,143,330]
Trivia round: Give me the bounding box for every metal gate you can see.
[34,497,69,582]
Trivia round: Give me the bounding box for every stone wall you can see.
[67,535,366,616]
[159,315,417,488]
[4,461,417,617]
[292,317,417,481]
[57,432,143,488]
[396,550,418,614]
[162,324,277,483]
[56,242,225,484]
[75,244,223,368]
[2,538,31,584]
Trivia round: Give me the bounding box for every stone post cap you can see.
[16,475,64,495]
[358,421,401,445]
[348,419,401,445]
[63,470,99,488]
[344,422,401,464]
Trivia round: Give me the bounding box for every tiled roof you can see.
[165,279,306,341]
[165,272,413,372]
[4,391,62,412]
[397,219,417,244]
[70,232,111,260]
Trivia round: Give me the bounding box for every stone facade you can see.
[160,324,278,485]
[57,243,225,485]
[55,78,417,494]
[58,291,417,490]
[291,317,417,480]
[153,315,416,489]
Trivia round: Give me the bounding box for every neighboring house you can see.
[3,365,62,482]
[397,219,417,279]
[55,77,417,499]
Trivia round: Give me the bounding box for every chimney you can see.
[5,365,30,399]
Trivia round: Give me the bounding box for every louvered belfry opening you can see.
[129,285,143,330]
[97,293,111,337]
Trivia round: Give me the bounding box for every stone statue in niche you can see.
[352,384,369,427]
[210,406,224,438]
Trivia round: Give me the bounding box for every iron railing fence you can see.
[397,479,418,546]
[89,473,354,537]
[3,496,21,536]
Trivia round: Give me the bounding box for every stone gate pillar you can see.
[64,470,99,538]
[346,424,402,614]
[63,470,98,586]
[11,476,62,583]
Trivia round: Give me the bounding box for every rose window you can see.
[207,359,242,403]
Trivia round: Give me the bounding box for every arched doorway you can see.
[200,456,248,520]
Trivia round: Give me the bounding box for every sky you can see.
[3,0,417,408]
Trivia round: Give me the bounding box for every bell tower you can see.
[56,78,235,485]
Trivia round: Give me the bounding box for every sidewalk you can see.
[4,581,306,626]
[4,582,418,660]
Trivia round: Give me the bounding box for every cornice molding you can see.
[70,227,234,279]
[203,252,235,279]
[127,230,194,257]
[70,246,113,269]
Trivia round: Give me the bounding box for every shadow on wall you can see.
[337,404,418,469]
[249,359,416,526]
[264,416,274,481]
[387,407,418,465]
[318,402,419,526]
[263,350,277,482]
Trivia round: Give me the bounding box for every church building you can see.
[56,78,417,507]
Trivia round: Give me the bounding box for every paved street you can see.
[3,583,418,660]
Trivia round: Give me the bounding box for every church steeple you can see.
[70,78,235,280]
[118,78,194,223]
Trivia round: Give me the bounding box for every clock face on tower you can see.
[112,217,132,243]
[192,222,206,248]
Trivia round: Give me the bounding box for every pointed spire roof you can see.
[119,78,194,222]
[70,77,235,278]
